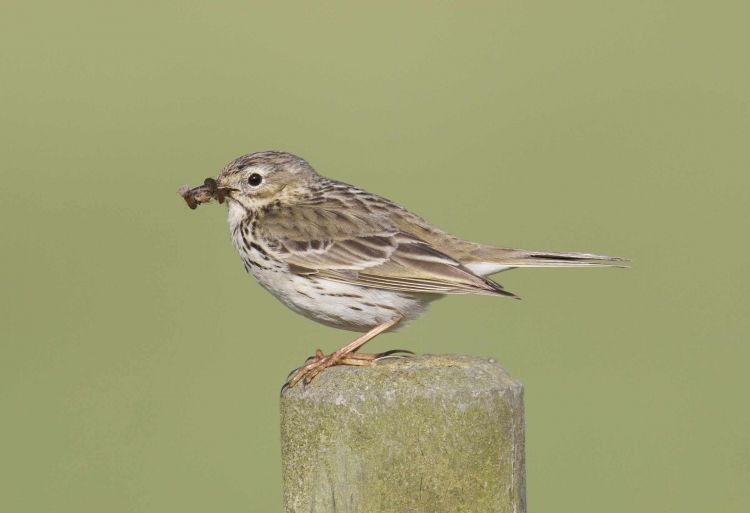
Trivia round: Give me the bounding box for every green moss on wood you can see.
[280,354,525,513]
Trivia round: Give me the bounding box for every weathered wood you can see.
[280,354,526,513]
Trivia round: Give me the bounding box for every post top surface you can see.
[281,354,522,403]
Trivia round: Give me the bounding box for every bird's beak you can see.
[178,177,236,210]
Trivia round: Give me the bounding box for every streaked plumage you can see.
[180,150,623,384]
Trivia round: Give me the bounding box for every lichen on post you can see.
[280,354,526,513]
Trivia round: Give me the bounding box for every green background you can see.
[2,1,748,512]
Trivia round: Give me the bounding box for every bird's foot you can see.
[283,347,414,389]
[284,349,386,388]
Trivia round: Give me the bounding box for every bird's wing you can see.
[256,204,515,297]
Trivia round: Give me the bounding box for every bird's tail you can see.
[465,246,627,275]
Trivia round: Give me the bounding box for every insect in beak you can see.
[178,177,235,210]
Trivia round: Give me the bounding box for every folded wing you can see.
[256,204,516,297]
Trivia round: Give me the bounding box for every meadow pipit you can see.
[180,151,623,386]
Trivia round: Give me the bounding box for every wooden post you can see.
[280,354,526,513]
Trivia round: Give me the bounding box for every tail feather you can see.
[466,246,627,275]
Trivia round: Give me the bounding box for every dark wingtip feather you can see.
[485,278,520,299]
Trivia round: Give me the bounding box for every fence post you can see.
[280,354,526,513]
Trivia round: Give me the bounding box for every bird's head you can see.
[179,151,320,213]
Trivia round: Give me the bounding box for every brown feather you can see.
[255,201,515,297]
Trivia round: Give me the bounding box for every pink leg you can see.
[286,316,403,388]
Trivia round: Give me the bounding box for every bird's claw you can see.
[373,349,414,360]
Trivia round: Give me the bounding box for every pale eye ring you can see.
[248,173,263,187]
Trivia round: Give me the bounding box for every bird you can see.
[179,150,624,386]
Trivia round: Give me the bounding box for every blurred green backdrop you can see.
[2,1,748,512]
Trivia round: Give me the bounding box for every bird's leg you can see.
[286,315,403,388]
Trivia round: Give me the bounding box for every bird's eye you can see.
[248,173,263,187]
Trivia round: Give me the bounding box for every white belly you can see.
[250,263,434,332]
